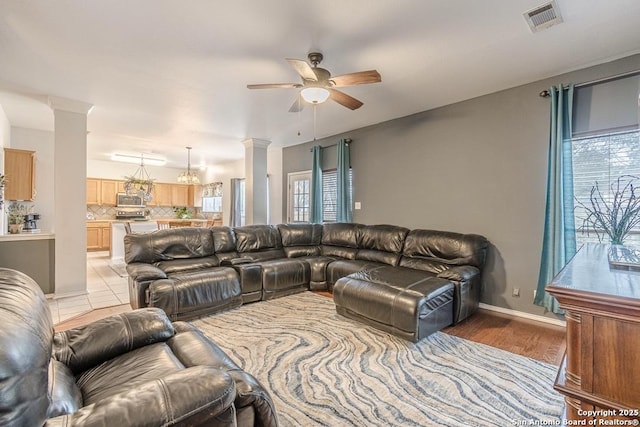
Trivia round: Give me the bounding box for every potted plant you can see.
[576,175,640,245]
[173,206,191,219]
[7,203,27,234]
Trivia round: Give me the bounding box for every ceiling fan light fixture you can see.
[301,87,330,104]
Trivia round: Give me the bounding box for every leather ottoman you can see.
[333,266,454,342]
[148,267,242,320]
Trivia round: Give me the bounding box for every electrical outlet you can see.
[533,290,537,298]
[512,288,520,297]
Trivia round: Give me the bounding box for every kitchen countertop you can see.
[87,218,208,223]
[0,232,55,241]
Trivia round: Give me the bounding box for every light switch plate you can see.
[354,202,361,210]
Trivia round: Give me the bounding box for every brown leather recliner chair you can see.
[0,268,278,427]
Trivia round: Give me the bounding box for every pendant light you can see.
[123,155,155,202]
[177,146,200,184]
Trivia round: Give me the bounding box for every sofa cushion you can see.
[148,268,242,320]
[46,360,83,418]
[321,223,360,247]
[211,226,239,259]
[156,255,220,275]
[326,259,385,285]
[76,343,184,405]
[0,269,53,427]
[278,223,323,246]
[279,223,323,258]
[234,225,282,252]
[356,224,409,266]
[124,228,215,264]
[400,229,488,271]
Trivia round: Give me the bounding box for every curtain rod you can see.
[309,138,352,152]
[538,68,640,97]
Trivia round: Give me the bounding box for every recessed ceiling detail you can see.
[524,1,563,33]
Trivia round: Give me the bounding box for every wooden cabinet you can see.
[100,180,119,206]
[149,183,172,206]
[86,179,201,208]
[546,244,640,423]
[87,221,111,251]
[172,184,190,206]
[86,178,101,205]
[86,178,123,206]
[189,184,203,208]
[4,148,35,201]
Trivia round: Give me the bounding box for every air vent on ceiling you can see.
[524,1,563,33]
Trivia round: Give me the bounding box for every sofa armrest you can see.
[44,366,237,427]
[126,262,167,281]
[169,322,279,427]
[53,308,174,375]
[437,265,480,282]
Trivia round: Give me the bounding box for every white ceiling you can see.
[1,0,639,169]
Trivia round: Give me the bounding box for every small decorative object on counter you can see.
[7,203,27,234]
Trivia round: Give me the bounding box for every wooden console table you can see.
[546,243,640,422]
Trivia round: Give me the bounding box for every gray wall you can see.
[282,54,640,319]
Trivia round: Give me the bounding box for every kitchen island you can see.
[110,220,159,263]
[0,232,55,294]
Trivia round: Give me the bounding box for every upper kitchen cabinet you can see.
[100,180,119,206]
[86,178,124,205]
[189,184,203,208]
[149,183,172,206]
[4,148,36,201]
[172,184,190,206]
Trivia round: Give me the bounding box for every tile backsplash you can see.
[87,205,196,220]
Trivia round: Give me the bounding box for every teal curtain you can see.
[336,139,352,223]
[310,145,323,223]
[534,84,577,314]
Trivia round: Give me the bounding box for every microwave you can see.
[116,193,146,207]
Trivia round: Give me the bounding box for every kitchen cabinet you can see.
[100,180,119,206]
[189,184,203,208]
[86,178,101,205]
[150,183,172,206]
[4,148,35,201]
[87,221,111,251]
[172,184,190,206]
[86,178,124,206]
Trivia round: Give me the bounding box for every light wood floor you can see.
[56,294,566,365]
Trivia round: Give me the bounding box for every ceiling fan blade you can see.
[247,83,302,89]
[329,89,364,110]
[330,70,381,87]
[288,94,305,113]
[286,58,318,81]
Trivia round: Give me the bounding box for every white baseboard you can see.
[50,290,89,300]
[478,303,566,327]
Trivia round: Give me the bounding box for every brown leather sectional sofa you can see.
[125,223,488,341]
[0,268,278,427]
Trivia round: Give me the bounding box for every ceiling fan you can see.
[247,52,381,112]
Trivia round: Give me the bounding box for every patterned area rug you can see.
[192,292,563,427]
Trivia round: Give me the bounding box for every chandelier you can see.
[177,146,200,184]
[123,155,154,202]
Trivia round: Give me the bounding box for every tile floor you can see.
[49,251,130,325]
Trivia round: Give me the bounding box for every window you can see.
[571,73,640,246]
[238,179,246,226]
[321,169,352,223]
[286,169,353,223]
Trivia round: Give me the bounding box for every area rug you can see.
[192,292,563,427]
